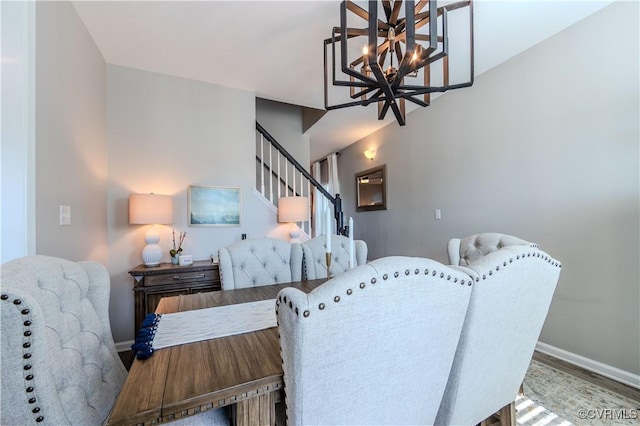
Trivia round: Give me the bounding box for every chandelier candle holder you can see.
[324,0,474,125]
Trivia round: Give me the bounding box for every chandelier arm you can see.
[362,89,385,106]
[378,98,391,120]
[366,1,403,125]
[415,0,428,14]
[337,8,379,86]
[415,34,444,43]
[392,1,415,89]
[325,91,387,110]
[327,28,369,44]
[325,99,370,110]
[346,1,390,30]
[350,85,380,100]
[443,0,471,12]
[382,0,392,23]
[377,96,405,125]
[414,49,446,70]
[398,80,473,95]
[389,0,403,26]
[334,79,377,88]
[403,95,430,108]
[325,36,378,87]
[395,41,404,64]
[378,49,388,68]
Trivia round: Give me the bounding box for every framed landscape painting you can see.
[188,185,241,227]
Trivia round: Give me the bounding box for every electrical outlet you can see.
[60,205,71,225]
[434,209,441,220]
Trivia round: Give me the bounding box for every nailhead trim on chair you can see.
[278,266,474,319]
[1,293,44,423]
[475,251,562,281]
[279,252,561,320]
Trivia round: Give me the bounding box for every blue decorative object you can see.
[131,313,161,359]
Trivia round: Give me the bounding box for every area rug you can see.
[521,359,640,425]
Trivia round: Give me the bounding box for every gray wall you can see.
[337,2,639,375]
[256,98,310,169]
[27,2,311,343]
[35,1,109,264]
[106,66,289,342]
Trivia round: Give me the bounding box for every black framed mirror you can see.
[356,164,386,211]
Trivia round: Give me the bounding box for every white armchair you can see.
[301,234,367,279]
[447,232,538,266]
[1,256,127,425]
[277,256,474,425]
[218,237,303,290]
[435,246,562,425]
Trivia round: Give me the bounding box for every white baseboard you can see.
[116,340,134,353]
[536,341,640,390]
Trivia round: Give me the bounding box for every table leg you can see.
[232,391,275,426]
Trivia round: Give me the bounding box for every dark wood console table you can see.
[129,261,221,332]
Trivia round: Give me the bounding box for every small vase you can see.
[171,255,179,265]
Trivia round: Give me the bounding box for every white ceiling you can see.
[72,0,611,161]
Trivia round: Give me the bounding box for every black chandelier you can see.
[324,0,474,126]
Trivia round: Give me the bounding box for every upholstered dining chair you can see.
[218,237,303,290]
[1,255,127,425]
[447,232,538,266]
[277,256,474,425]
[1,255,229,426]
[301,234,367,279]
[435,246,562,426]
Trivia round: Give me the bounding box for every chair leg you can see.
[498,402,516,426]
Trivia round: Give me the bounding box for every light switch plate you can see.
[60,205,71,225]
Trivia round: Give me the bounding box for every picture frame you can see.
[188,185,241,227]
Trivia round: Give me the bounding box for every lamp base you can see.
[288,223,301,244]
[141,226,163,267]
[141,243,162,267]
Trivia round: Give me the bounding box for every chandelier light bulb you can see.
[362,45,369,66]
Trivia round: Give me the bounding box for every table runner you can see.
[133,299,277,358]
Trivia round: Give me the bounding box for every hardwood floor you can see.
[532,351,640,402]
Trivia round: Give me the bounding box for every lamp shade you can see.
[129,194,173,225]
[278,196,309,223]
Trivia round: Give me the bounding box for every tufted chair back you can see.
[277,256,474,425]
[301,235,367,279]
[447,232,538,266]
[435,246,562,425]
[218,237,303,290]
[1,255,127,426]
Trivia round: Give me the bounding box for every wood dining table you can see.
[107,279,326,426]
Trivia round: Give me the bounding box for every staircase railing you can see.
[255,122,345,236]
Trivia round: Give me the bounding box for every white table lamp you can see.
[129,193,173,267]
[278,196,309,243]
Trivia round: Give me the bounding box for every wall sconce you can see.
[278,196,309,243]
[129,193,173,267]
[364,148,377,160]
